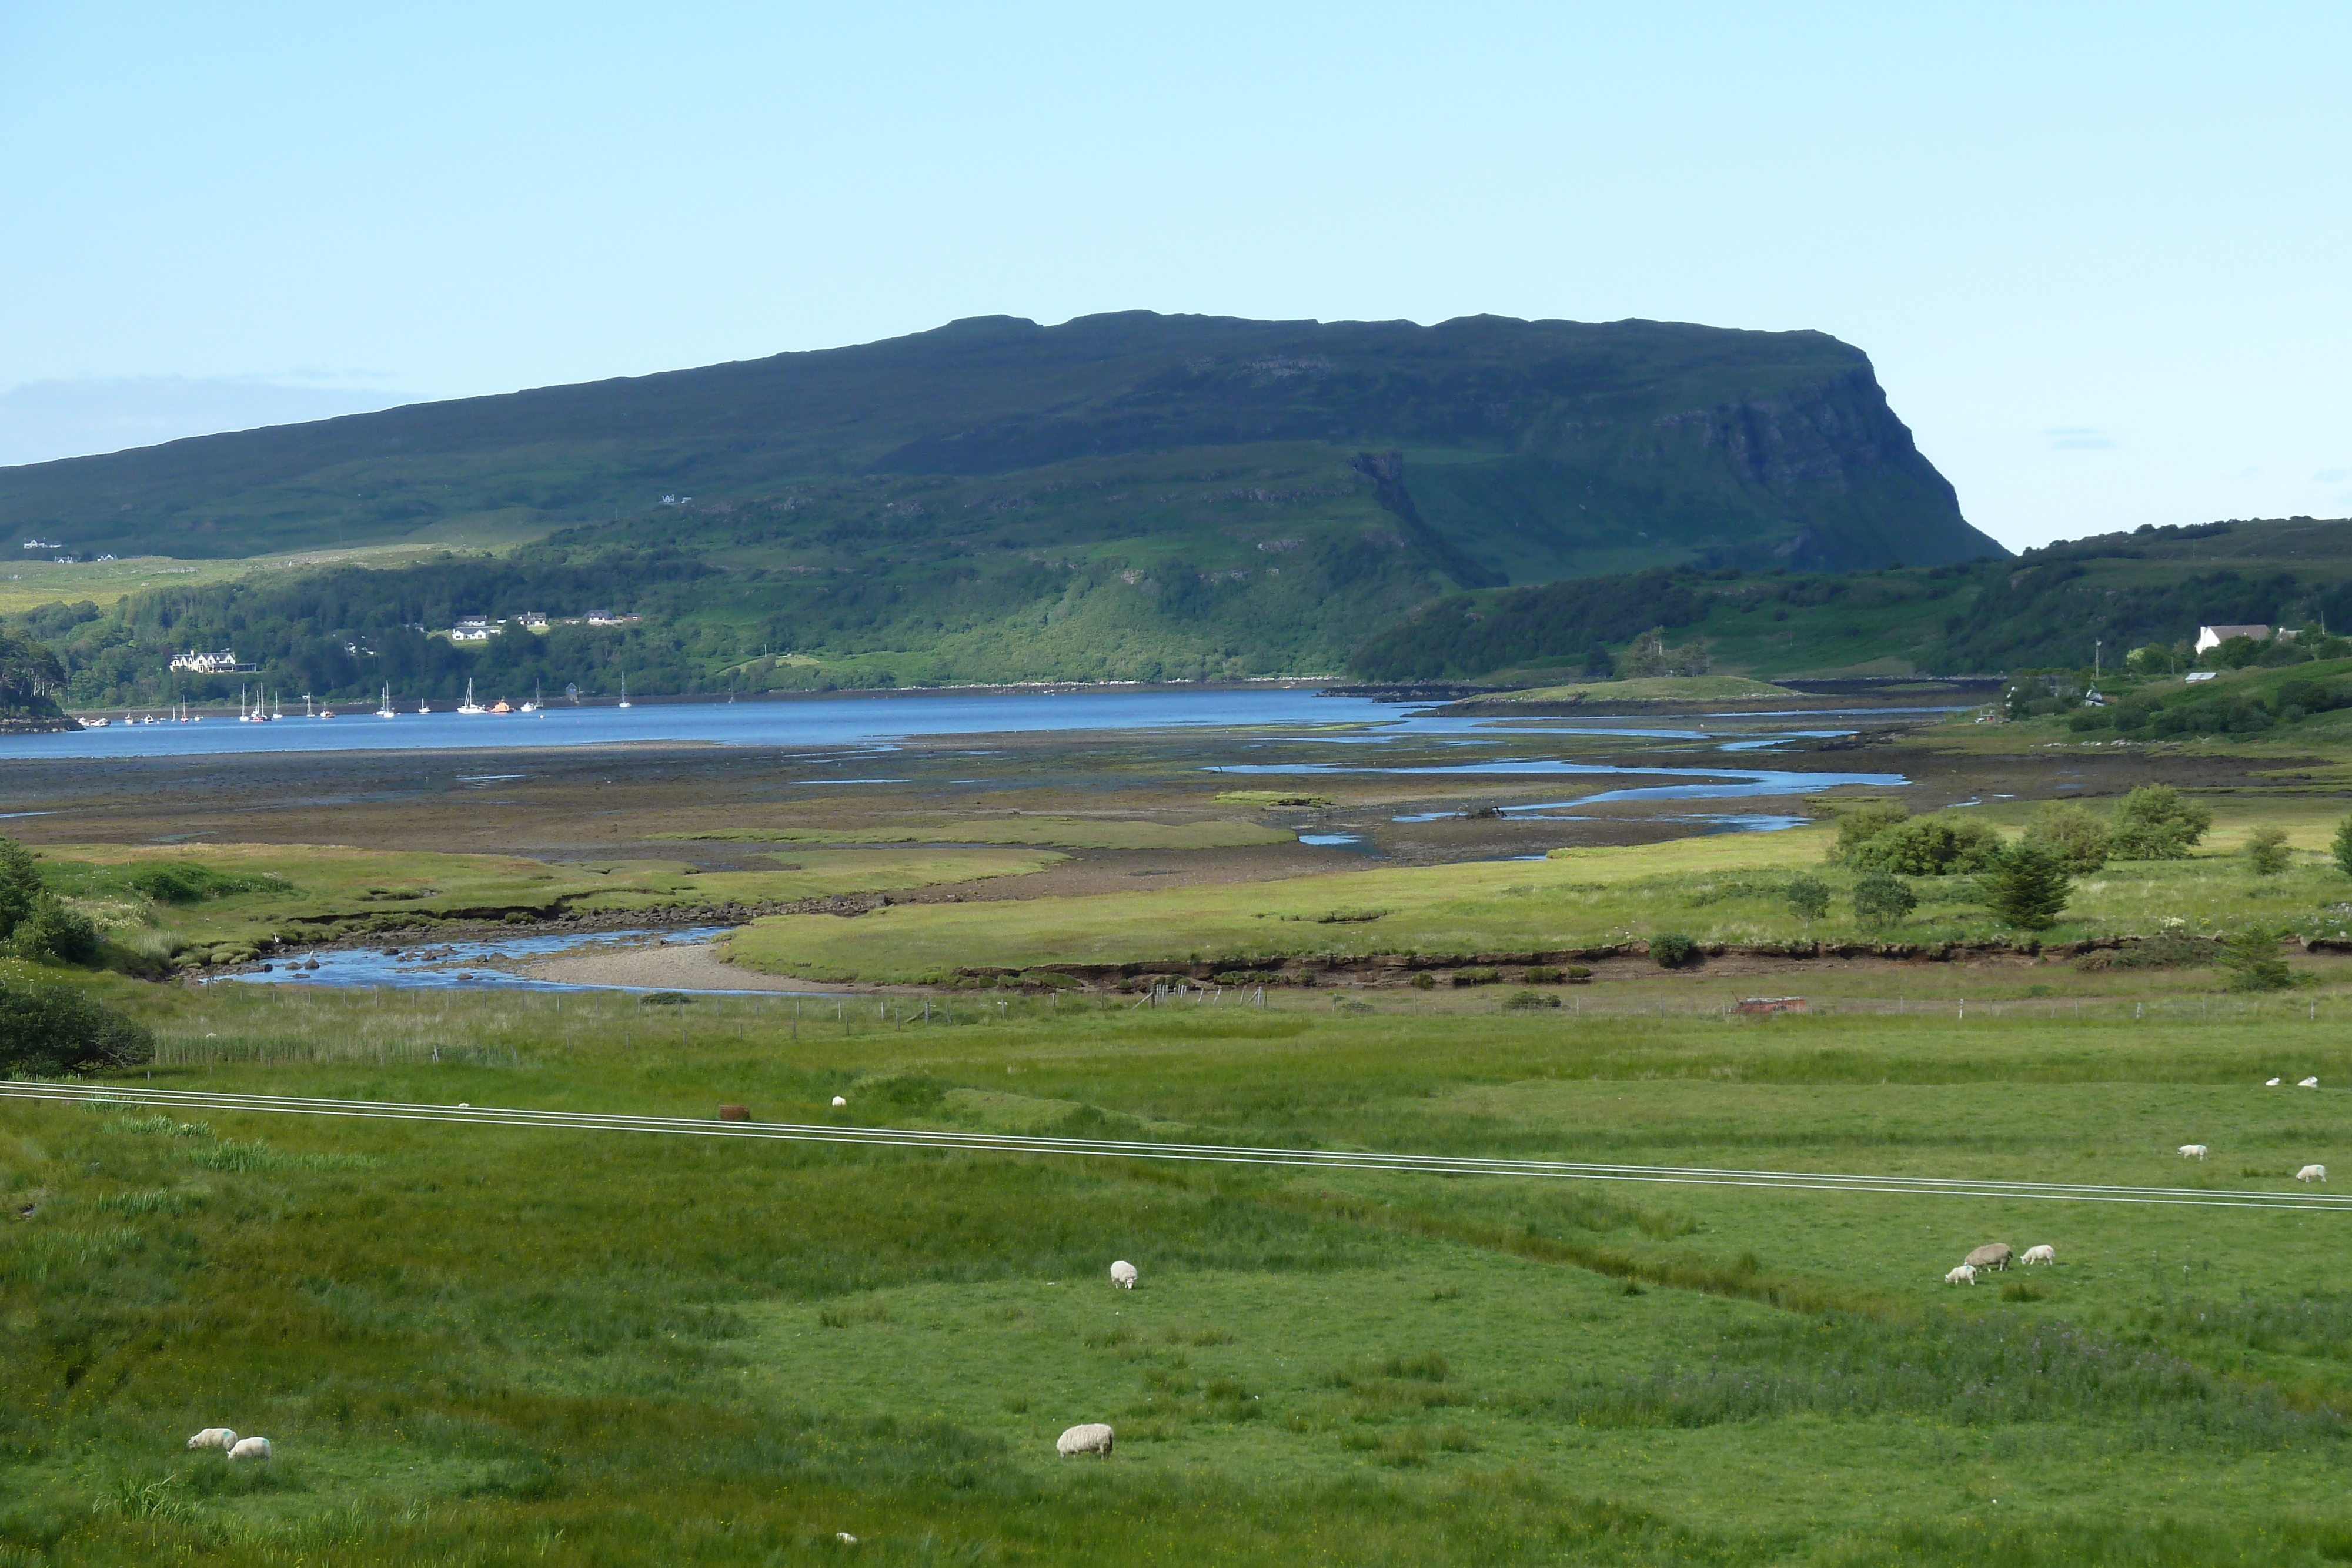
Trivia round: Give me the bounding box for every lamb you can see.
[1057,1422,1115,1456]
[2267,1078,2283,1087]
[1945,1265,1976,1285]
[185,1427,236,1451]
[2179,1144,2208,1160]
[226,1436,272,1461]
[2021,1245,2057,1266]
[1109,1260,1138,1289]
[1965,1242,2013,1272]
[831,1096,848,1108]
[2297,1165,2328,1183]
[2300,1078,2321,1089]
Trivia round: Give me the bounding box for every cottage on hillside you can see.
[2195,624,2271,654]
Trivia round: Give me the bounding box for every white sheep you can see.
[2021,1245,2056,1266]
[2267,1078,2282,1087]
[1945,1264,1976,1285]
[2300,1077,2320,1089]
[1109,1260,1138,1289]
[2179,1144,2208,1161]
[1056,1422,1114,1456]
[226,1436,272,1461]
[2297,1165,2328,1183]
[185,1427,236,1451]
[836,1533,858,1544]
[831,1096,847,1108]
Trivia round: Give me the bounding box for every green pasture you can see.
[11,972,2352,1562]
[723,801,2352,982]
[660,816,1295,851]
[31,841,1063,962]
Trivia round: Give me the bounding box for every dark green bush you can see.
[1828,801,1910,862]
[1985,843,2071,931]
[1783,874,1831,921]
[2246,825,2292,876]
[2110,785,2213,860]
[1521,965,1561,984]
[2023,801,2111,872]
[2220,928,2295,991]
[1847,814,2003,876]
[9,898,99,965]
[1650,933,1699,968]
[0,979,155,1074]
[1851,871,1918,927]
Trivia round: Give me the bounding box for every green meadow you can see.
[723,801,2352,983]
[10,969,2352,1563]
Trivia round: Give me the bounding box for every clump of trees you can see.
[2108,786,2213,860]
[0,838,98,964]
[0,980,153,1074]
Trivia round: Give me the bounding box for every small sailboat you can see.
[238,685,252,722]
[416,699,432,715]
[457,678,486,716]
[270,690,282,721]
[376,684,397,718]
[519,681,540,714]
[616,671,631,710]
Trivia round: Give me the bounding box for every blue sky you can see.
[2,2,2345,550]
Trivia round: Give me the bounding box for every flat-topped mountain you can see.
[1,312,1997,580]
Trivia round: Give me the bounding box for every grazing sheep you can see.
[226,1436,271,1461]
[2298,1165,2328,1183]
[837,1533,858,1544]
[185,1427,236,1451]
[1965,1242,2013,1272]
[2179,1144,2208,1160]
[2300,1078,2321,1089]
[831,1096,848,1108]
[1056,1422,1114,1457]
[2021,1245,2056,1266]
[1945,1265,1976,1286]
[1109,1260,1138,1289]
[2267,1078,2282,1087]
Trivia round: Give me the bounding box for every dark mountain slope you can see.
[0,312,1997,577]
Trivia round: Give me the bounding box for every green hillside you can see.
[1354,516,2352,682]
[1,312,1992,577]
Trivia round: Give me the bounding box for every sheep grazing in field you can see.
[185,1427,236,1451]
[2021,1245,2057,1267]
[831,1096,848,1108]
[1109,1260,1138,1289]
[2267,1078,2283,1087]
[1057,1422,1115,1457]
[1965,1242,2013,1272]
[2297,1165,2328,1183]
[836,1533,858,1544]
[2179,1144,2208,1161]
[1945,1265,1976,1286]
[226,1436,271,1461]
[2300,1078,2321,1089]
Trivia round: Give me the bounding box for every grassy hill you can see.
[1353,517,2352,682]
[0,313,1992,579]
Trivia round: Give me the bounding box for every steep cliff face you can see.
[0,312,1996,579]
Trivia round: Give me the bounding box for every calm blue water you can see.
[214,925,825,995]
[14,688,1955,761]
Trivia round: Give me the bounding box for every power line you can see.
[6,1081,2346,1212]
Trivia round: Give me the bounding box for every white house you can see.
[169,650,252,674]
[2195,624,2271,654]
[447,616,505,643]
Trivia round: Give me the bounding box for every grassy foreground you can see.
[724,802,2352,983]
[9,969,2352,1562]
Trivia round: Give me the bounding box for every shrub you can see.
[2110,785,2213,860]
[0,836,45,939]
[2334,816,2352,878]
[2023,801,2111,872]
[2246,824,2292,876]
[1450,967,1499,987]
[2219,927,2294,991]
[1783,874,1831,922]
[10,897,99,965]
[0,979,155,1074]
[1502,989,1561,1009]
[637,991,692,1007]
[1409,972,1436,989]
[1847,814,2004,876]
[1650,932,1699,968]
[1521,965,1561,984]
[1984,843,2071,931]
[1828,801,1910,863]
[1851,870,1918,928]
